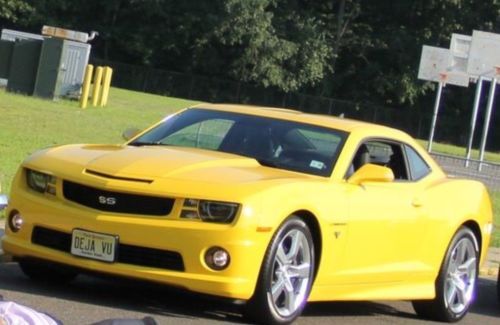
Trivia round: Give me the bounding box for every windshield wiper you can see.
[256,158,280,168]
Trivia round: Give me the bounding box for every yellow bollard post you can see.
[79,64,94,109]
[99,66,113,107]
[92,66,104,107]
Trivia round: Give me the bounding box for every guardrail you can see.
[431,153,500,191]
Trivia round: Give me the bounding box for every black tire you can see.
[412,227,479,322]
[497,265,500,301]
[19,259,78,284]
[246,216,315,325]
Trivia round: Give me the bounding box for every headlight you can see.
[181,199,239,223]
[26,169,57,195]
[199,201,239,223]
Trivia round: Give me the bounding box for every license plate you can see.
[71,229,118,262]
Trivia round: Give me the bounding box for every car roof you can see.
[191,103,412,140]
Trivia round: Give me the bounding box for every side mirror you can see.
[0,194,8,211]
[348,164,394,185]
[122,128,141,141]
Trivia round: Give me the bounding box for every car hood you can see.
[26,144,311,184]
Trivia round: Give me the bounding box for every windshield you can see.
[130,108,347,177]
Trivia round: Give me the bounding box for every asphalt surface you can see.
[0,262,498,324]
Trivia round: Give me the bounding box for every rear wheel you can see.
[19,259,78,284]
[246,216,315,324]
[412,227,478,322]
[497,265,500,301]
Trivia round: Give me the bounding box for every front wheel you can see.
[246,216,315,325]
[412,227,479,322]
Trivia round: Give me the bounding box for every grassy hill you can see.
[0,87,198,193]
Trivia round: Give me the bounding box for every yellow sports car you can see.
[2,104,493,324]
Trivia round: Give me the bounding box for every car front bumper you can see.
[2,190,270,300]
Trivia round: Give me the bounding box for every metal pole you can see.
[427,81,444,152]
[91,66,104,107]
[79,64,94,109]
[464,77,484,167]
[478,77,498,171]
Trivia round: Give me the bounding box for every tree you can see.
[3,0,498,113]
[0,0,32,23]
[197,0,332,92]
[330,0,500,107]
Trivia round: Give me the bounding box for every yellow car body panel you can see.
[2,104,493,304]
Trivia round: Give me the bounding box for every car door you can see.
[336,140,431,284]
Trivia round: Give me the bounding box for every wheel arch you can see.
[462,220,482,254]
[292,210,322,280]
[436,220,483,271]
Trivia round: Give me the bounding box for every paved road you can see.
[0,261,498,325]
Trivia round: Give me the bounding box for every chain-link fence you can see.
[92,58,433,136]
[92,58,500,191]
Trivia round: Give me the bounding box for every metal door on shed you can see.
[33,37,66,99]
[6,39,43,95]
[0,29,44,87]
[0,40,14,79]
[60,40,91,96]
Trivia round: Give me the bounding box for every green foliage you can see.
[17,1,340,92]
[2,0,499,125]
[201,0,331,91]
[0,0,31,22]
[332,0,500,106]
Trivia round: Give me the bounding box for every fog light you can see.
[205,247,230,271]
[180,209,200,220]
[9,210,23,232]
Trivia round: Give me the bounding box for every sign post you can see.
[478,69,499,171]
[418,45,469,152]
[464,77,484,166]
[466,31,500,169]
[427,74,447,152]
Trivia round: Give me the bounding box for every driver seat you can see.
[347,144,371,177]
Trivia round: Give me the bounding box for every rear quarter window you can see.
[405,145,431,180]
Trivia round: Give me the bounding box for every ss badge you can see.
[98,196,117,205]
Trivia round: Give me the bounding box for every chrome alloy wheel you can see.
[269,228,312,317]
[444,237,477,314]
